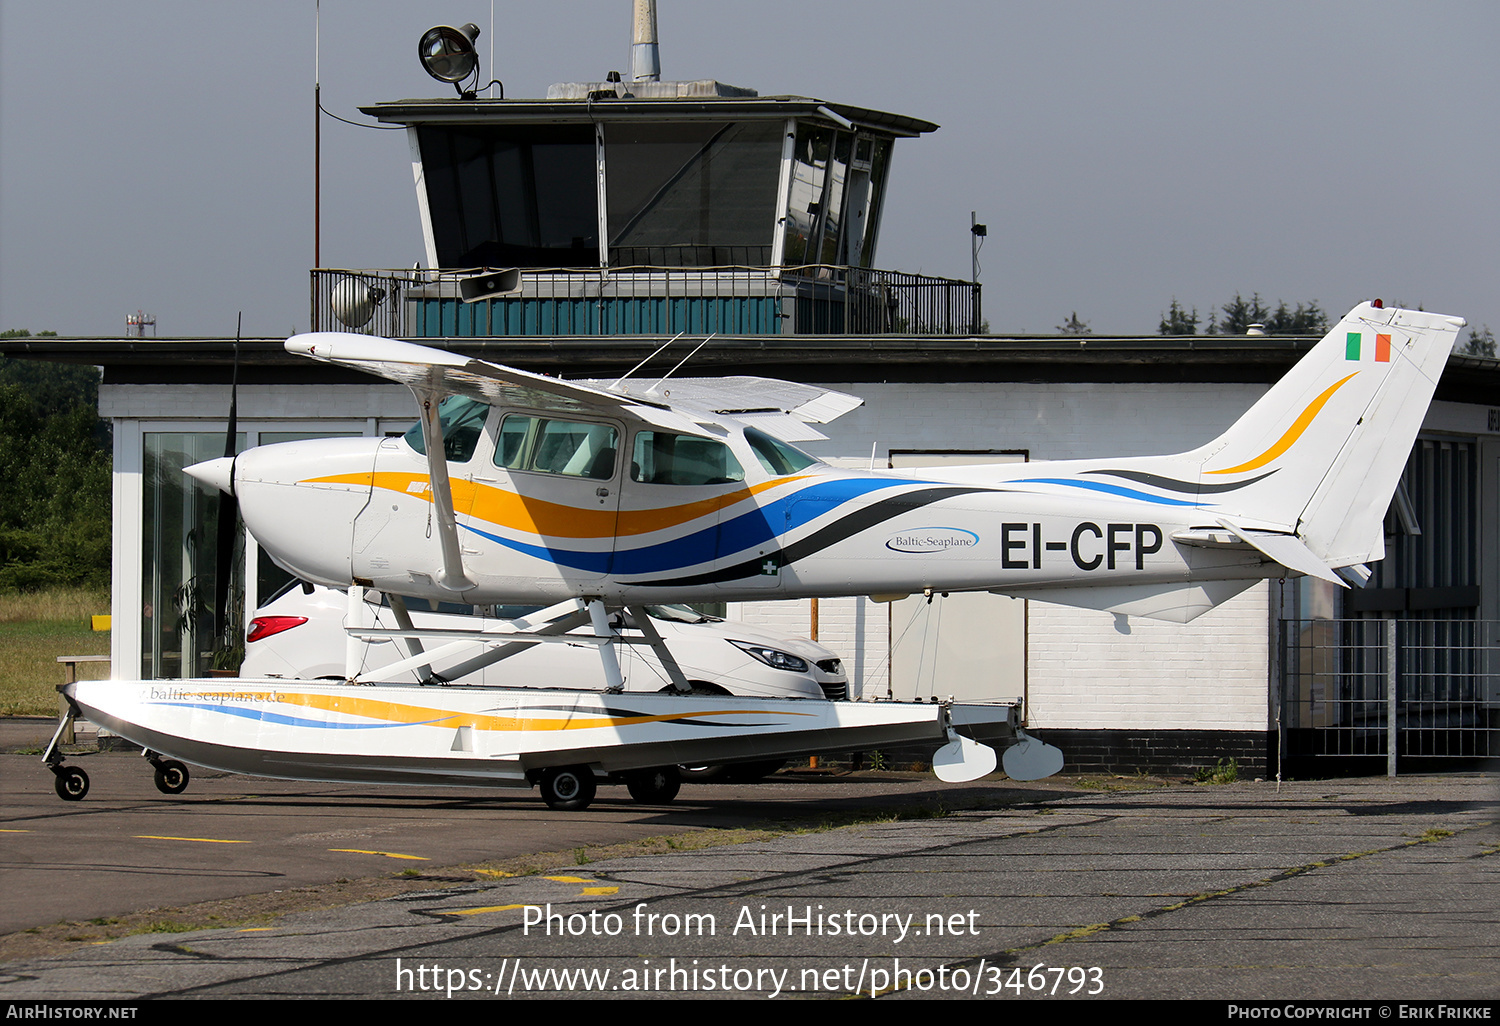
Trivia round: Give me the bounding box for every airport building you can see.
[7,21,1497,776]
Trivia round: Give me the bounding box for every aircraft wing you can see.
[590,375,865,442]
[288,333,656,416]
[287,333,863,430]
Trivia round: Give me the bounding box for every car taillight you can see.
[246,616,308,643]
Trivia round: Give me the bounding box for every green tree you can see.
[1462,325,1496,358]
[1158,299,1199,336]
[0,333,111,591]
[1056,311,1091,335]
[1263,301,1329,335]
[1171,296,1329,336]
[1205,293,1271,335]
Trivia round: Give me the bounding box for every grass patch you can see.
[1192,759,1240,785]
[138,920,199,934]
[0,588,109,624]
[0,586,110,716]
[1070,771,1172,792]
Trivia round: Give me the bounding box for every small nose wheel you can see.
[52,765,90,802]
[42,704,89,802]
[150,758,190,795]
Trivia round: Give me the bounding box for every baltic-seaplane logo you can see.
[885,527,980,553]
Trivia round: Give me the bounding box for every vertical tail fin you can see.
[1186,302,1463,567]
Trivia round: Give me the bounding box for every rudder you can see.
[1186,302,1463,566]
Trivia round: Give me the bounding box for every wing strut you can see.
[342,599,702,694]
[413,384,475,593]
[383,592,438,683]
[626,605,691,692]
[394,599,591,683]
[587,599,626,692]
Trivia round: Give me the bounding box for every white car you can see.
[242,581,848,702]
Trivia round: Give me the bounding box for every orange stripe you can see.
[1205,372,1358,475]
[277,691,814,731]
[305,472,804,539]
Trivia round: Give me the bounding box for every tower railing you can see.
[311,265,980,338]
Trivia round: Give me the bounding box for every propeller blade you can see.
[213,316,241,646]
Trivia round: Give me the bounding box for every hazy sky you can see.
[2,1,1495,338]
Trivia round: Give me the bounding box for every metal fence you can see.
[310,269,413,337]
[310,265,980,338]
[1278,618,1500,772]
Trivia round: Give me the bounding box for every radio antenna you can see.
[648,334,715,393]
[611,330,685,390]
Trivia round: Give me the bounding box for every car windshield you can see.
[263,577,314,606]
[644,603,718,624]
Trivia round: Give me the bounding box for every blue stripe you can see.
[150,701,445,730]
[460,525,614,573]
[1013,478,1205,507]
[463,477,906,574]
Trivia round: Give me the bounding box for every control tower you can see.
[313,7,974,339]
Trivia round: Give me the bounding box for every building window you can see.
[418,124,598,267]
[605,122,782,267]
[141,432,242,678]
[1359,437,1479,617]
[139,428,361,679]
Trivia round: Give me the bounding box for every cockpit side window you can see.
[630,431,746,485]
[402,395,489,463]
[744,426,820,476]
[493,414,619,480]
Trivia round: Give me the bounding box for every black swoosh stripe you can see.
[514,704,793,728]
[1083,467,1278,495]
[633,486,988,588]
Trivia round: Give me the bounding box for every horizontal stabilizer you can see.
[1336,563,1372,587]
[1215,518,1347,587]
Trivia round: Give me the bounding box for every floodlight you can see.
[419,23,481,85]
[331,279,384,329]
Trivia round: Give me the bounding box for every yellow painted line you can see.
[328,848,429,860]
[0,829,30,833]
[440,904,530,917]
[582,886,619,896]
[134,835,249,844]
[543,875,594,883]
[238,928,276,933]
[473,869,516,878]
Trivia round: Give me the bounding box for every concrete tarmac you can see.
[2,722,1495,1002]
[0,725,1019,936]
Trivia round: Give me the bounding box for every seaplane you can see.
[47,301,1463,809]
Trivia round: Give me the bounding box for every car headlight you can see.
[729,640,809,673]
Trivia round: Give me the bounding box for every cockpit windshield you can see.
[403,395,489,463]
[744,427,821,475]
